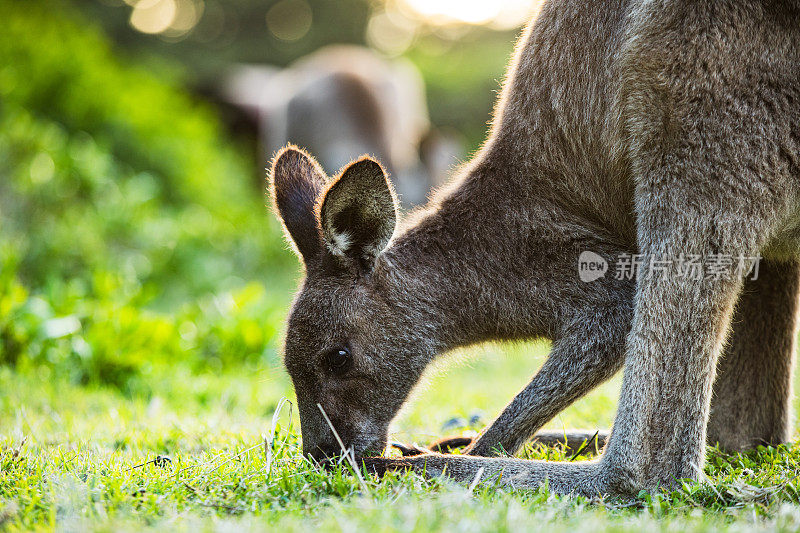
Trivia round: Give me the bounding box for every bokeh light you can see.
[128,0,205,39]
[397,0,543,28]
[164,0,204,38]
[366,9,416,56]
[266,0,313,42]
[129,0,176,34]
[365,0,543,55]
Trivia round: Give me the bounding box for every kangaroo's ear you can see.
[320,157,398,269]
[270,146,327,262]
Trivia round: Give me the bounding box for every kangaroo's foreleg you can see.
[706,260,800,451]
[467,270,633,457]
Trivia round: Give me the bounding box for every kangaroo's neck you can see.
[375,156,571,356]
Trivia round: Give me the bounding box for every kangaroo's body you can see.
[270,0,800,496]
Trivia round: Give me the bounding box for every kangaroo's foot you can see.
[361,453,607,495]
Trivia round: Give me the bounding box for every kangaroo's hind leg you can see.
[706,260,800,451]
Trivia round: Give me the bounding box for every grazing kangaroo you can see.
[269,0,800,496]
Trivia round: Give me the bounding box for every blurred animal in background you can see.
[220,45,462,207]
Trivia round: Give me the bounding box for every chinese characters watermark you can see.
[578,251,761,283]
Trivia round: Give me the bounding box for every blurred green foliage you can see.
[0,3,294,392]
[0,1,517,393]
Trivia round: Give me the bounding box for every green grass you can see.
[4,341,800,532]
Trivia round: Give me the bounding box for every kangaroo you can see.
[222,46,460,206]
[269,0,800,496]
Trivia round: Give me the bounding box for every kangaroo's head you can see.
[270,146,432,461]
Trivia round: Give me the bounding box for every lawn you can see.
[4,337,800,532]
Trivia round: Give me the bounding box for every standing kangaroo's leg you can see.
[601,234,754,490]
[706,260,800,451]
[598,35,793,490]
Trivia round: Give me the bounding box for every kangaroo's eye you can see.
[324,347,351,373]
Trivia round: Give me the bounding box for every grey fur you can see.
[270,0,800,496]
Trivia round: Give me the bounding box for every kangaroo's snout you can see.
[304,437,386,463]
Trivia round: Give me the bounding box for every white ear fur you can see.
[327,230,353,258]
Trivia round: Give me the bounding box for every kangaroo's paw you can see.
[390,436,474,457]
[389,441,429,457]
[428,436,474,453]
